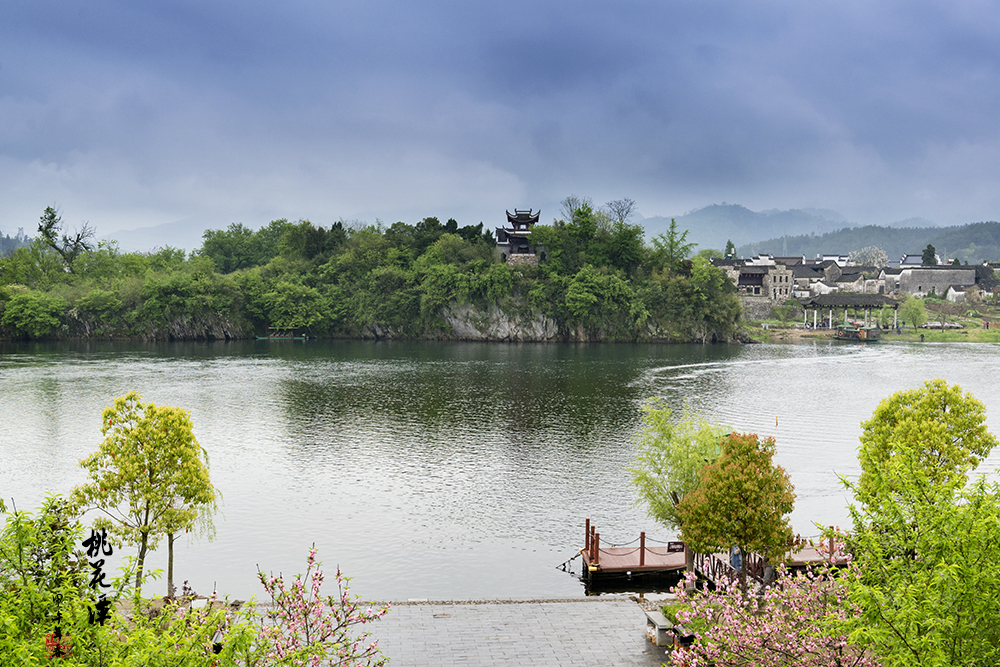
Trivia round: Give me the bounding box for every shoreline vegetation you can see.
[0,200,746,344]
[5,201,998,345]
[750,303,1000,343]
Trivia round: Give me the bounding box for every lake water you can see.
[2,339,1000,601]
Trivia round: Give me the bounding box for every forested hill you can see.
[737,221,1000,263]
[0,232,32,257]
[0,203,744,343]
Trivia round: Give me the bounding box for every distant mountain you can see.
[640,204,854,252]
[104,216,222,254]
[736,221,1000,264]
[887,216,937,229]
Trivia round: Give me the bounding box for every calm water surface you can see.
[2,339,999,601]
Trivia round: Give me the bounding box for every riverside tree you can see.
[844,380,1000,666]
[72,391,218,592]
[628,400,730,570]
[37,206,95,274]
[676,432,795,594]
[898,295,926,330]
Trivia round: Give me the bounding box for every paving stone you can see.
[369,599,669,667]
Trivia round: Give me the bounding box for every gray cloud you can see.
[2,0,1000,245]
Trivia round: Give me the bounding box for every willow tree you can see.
[628,399,730,570]
[73,392,218,593]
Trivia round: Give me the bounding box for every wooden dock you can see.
[579,519,686,589]
[577,519,848,591]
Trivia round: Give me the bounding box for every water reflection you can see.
[2,340,999,600]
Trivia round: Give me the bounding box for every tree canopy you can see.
[677,432,795,592]
[72,392,217,590]
[844,380,1000,666]
[856,378,998,507]
[921,243,937,265]
[848,245,888,269]
[0,198,743,344]
[629,400,730,532]
[898,295,927,330]
[37,206,95,273]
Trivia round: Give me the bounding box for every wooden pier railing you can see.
[692,550,767,588]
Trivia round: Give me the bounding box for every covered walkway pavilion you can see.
[797,294,900,329]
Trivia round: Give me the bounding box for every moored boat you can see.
[835,322,881,341]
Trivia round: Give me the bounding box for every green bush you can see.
[1,291,66,338]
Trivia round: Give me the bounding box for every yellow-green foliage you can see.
[846,380,1000,665]
[629,400,730,530]
[677,432,795,567]
[857,378,998,506]
[72,392,217,589]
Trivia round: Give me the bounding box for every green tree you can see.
[72,392,218,591]
[649,219,696,274]
[0,496,97,650]
[844,380,1000,666]
[695,248,723,262]
[262,281,331,332]
[628,400,730,569]
[36,206,95,273]
[899,295,927,330]
[1,291,66,338]
[199,222,256,273]
[855,379,997,509]
[922,243,938,265]
[773,304,794,324]
[724,239,737,260]
[676,432,795,594]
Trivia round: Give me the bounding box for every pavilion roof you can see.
[797,294,899,308]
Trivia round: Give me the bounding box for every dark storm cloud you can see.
[2,0,1000,242]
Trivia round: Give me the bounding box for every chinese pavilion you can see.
[496,209,541,265]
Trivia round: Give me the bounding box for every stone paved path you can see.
[368,598,669,666]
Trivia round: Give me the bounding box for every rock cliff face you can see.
[348,301,746,343]
[440,304,561,341]
[66,314,252,341]
[49,303,743,344]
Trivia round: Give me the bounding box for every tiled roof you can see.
[798,294,899,308]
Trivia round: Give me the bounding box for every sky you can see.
[2,1,1000,249]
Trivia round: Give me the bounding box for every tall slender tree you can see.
[629,400,730,571]
[72,392,218,592]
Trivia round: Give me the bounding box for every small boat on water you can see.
[835,322,881,342]
[256,328,309,341]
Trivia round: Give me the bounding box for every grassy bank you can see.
[747,321,1000,343]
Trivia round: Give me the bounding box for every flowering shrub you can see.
[246,547,389,667]
[0,497,387,667]
[669,537,880,667]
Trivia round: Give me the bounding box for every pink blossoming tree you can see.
[669,536,880,667]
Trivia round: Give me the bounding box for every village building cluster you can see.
[711,254,1000,305]
[490,209,1000,311]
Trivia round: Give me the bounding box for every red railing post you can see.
[585,518,590,551]
[594,532,600,565]
[640,531,645,567]
[590,525,596,560]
